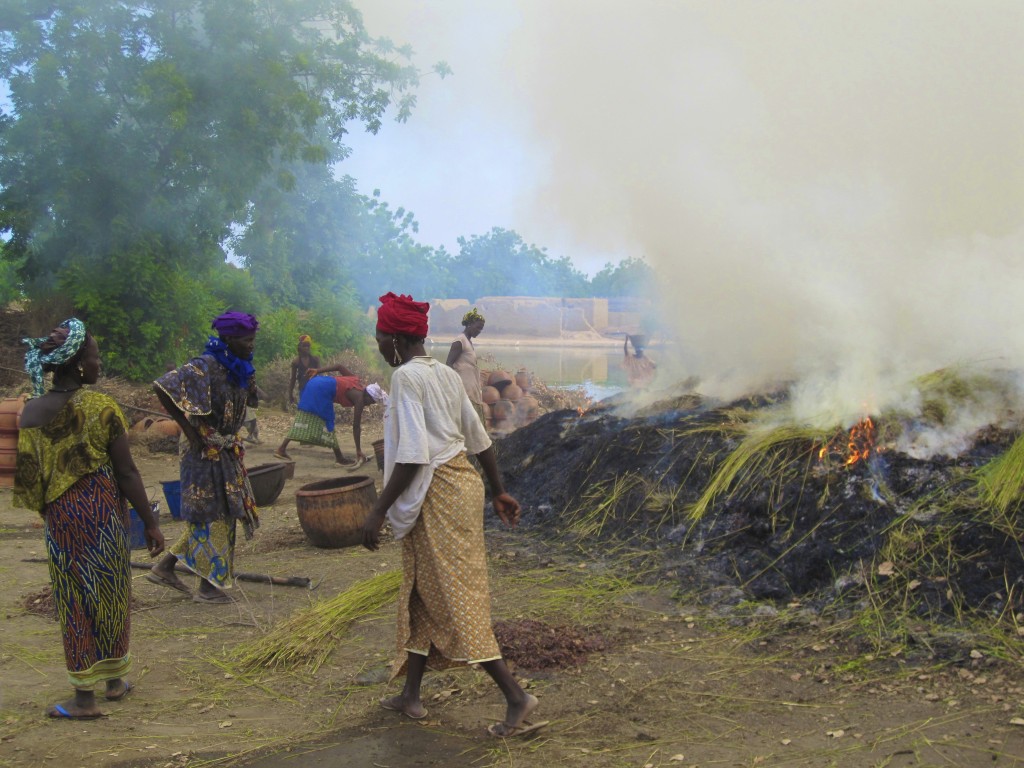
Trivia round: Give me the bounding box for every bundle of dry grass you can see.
[688,422,829,521]
[977,432,1024,515]
[230,569,401,673]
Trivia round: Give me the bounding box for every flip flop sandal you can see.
[487,720,550,738]
[105,681,133,701]
[48,704,105,720]
[193,592,236,604]
[145,571,192,595]
[379,696,428,720]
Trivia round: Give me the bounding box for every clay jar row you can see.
[480,368,539,430]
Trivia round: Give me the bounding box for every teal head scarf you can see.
[22,318,88,396]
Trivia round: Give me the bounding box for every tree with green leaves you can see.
[588,256,655,298]
[450,227,589,300]
[0,0,445,377]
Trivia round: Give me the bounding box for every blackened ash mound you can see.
[493,400,1023,618]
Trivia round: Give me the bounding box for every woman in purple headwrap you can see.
[147,312,260,604]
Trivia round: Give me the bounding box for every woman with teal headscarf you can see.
[15,318,164,719]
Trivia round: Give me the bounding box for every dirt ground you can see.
[3,409,1024,768]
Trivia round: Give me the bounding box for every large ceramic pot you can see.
[500,384,523,402]
[295,476,378,548]
[247,462,289,506]
[487,370,512,390]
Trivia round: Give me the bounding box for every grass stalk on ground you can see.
[229,569,401,674]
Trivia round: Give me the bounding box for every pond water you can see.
[425,342,628,399]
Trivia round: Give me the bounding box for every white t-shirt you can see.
[384,357,492,539]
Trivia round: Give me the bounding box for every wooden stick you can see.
[21,557,312,589]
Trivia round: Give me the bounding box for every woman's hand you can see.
[145,526,166,557]
[362,508,387,551]
[492,492,521,529]
[185,425,205,454]
[305,368,318,380]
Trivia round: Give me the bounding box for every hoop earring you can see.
[392,337,402,366]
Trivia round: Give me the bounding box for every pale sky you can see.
[339,1,1024,440]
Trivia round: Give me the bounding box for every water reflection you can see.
[426,343,628,398]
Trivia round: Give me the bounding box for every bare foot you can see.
[379,694,427,720]
[503,692,538,730]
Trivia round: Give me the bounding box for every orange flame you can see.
[844,416,875,466]
[577,406,588,417]
[818,417,877,467]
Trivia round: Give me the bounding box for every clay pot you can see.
[501,384,523,402]
[481,385,500,405]
[490,400,514,422]
[515,369,531,390]
[515,395,539,422]
[130,417,153,434]
[247,462,289,506]
[487,370,512,390]
[296,476,378,548]
[147,418,181,437]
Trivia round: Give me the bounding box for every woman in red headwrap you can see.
[362,293,546,738]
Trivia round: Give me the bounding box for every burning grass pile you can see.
[493,374,1024,646]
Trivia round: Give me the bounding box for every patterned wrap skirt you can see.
[45,466,132,688]
[168,518,237,588]
[391,452,502,678]
[285,409,338,449]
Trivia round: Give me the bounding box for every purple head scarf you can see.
[211,312,259,337]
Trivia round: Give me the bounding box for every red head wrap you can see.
[377,292,429,338]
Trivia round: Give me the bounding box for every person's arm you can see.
[362,463,421,551]
[153,387,203,453]
[351,394,366,461]
[311,362,354,377]
[288,360,299,404]
[446,340,463,367]
[109,433,165,556]
[474,445,521,528]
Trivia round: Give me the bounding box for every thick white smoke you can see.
[356,1,1024,450]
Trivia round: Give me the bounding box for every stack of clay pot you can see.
[481,368,542,434]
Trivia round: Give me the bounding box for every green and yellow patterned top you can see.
[13,390,129,514]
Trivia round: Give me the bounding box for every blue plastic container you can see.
[128,502,160,549]
[161,480,182,520]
